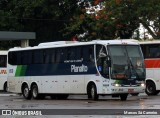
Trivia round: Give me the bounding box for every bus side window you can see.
[16,52,21,65]
[0,55,7,67]
[82,45,94,62]
[33,50,43,64]
[76,47,82,61]
[21,51,32,65]
[56,48,66,63]
[44,49,55,64]
[89,46,94,62]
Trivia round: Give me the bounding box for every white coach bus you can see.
[0,51,8,92]
[7,40,145,100]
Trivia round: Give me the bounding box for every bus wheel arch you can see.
[21,83,32,100]
[145,80,159,95]
[87,82,99,100]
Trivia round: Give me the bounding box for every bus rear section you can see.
[140,41,160,95]
[0,51,7,92]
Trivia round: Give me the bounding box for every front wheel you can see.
[145,81,159,95]
[22,85,32,100]
[87,84,99,100]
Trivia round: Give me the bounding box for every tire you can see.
[87,84,99,100]
[22,85,32,100]
[31,84,42,99]
[3,82,8,92]
[120,94,128,101]
[145,81,159,95]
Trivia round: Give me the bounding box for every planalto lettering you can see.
[71,64,88,72]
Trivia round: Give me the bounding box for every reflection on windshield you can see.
[108,45,145,80]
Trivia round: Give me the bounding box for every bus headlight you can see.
[141,83,145,87]
[111,83,121,87]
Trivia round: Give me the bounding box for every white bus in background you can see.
[0,51,8,92]
[7,40,146,101]
[139,40,160,95]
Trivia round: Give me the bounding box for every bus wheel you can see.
[145,81,159,95]
[3,82,8,92]
[88,84,99,100]
[31,85,41,99]
[22,85,32,100]
[120,94,128,101]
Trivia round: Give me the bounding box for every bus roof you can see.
[8,39,139,52]
[0,51,8,55]
[138,40,160,44]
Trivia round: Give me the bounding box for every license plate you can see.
[128,89,134,93]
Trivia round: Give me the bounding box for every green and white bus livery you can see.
[7,40,146,101]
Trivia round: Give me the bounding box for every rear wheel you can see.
[87,84,99,100]
[22,85,32,100]
[31,85,45,99]
[145,81,159,95]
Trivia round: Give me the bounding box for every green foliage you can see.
[64,0,160,41]
[0,0,160,49]
[0,0,81,49]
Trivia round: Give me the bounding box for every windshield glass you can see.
[108,45,145,80]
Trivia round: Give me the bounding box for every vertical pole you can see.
[21,40,29,47]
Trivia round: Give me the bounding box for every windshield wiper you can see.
[124,47,140,79]
[128,58,140,79]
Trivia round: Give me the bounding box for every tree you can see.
[0,0,83,48]
[64,0,160,41]
[136,0,160,39]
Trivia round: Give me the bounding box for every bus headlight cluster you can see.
[111,83,121,87]
[141,83,145,87]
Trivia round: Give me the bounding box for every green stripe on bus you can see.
[15,65,27,76]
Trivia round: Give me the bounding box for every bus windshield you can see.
[108,45,145,80]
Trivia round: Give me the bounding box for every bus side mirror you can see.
[106,55,111,67]
[107,59,111,67]
[99,52,107,58]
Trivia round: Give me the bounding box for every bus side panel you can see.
[0,68,7,90]
[153,68,160,90]
[8,77,22,93]
[40,76,70,94]
[146,69,154,79]
[7,65,22,93]
[145,59,160,90]
[70,75,85,94]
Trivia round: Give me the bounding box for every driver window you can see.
[96,45,109,78]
